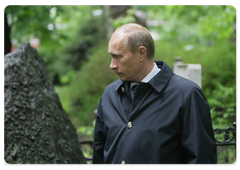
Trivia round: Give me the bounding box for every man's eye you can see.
[115,55,122,59]
[110,54,122,60]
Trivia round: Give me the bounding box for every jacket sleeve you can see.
[92,98,106,164]
[180,85,217,164]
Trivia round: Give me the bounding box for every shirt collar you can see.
[141,62,161,83]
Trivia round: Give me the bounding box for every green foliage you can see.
[113,9,136,29]
[199,6,236,40]
[5,5,105,78]
[216,146,236,164]
[5,5,53,42]
[77,120,95,141]
[140,5,236,45]
[208,83,236,129]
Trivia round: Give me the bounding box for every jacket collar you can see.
[148,61,173,93]
[115,61,173,93]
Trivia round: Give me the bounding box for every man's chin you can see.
[119,76,127,82]
[117,74,130,82]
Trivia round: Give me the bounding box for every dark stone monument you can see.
[4,42,86,164]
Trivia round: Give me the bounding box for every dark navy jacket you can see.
[93,61,217,164]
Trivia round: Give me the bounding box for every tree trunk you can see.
[4,42,86,164]
[4,13,11,55]
[103,5,113,40]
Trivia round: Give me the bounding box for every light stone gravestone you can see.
[173,57,202,88]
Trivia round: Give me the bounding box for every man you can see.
[93,23,217,164]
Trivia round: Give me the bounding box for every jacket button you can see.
[121,87,124,93]
[121,160,125,164]
[127,122,132,128]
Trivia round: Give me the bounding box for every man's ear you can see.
[138,46,147,61]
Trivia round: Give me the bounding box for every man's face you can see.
[108,34,141,83]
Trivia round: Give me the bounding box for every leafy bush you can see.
[55,42,118,128]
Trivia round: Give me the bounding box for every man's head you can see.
[108,23,155,83]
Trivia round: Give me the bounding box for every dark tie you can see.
[131,84,138,98]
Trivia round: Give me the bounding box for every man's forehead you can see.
[110,32,127,44]
[108,34,128,53]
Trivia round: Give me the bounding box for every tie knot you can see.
[132,84,138,97]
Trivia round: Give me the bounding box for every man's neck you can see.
[131,61,160,85]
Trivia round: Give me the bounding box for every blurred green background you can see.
[4,5,236,163]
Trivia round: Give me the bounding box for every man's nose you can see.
[110,58,117,69]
